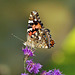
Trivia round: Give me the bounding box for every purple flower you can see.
[22,46,34,57]
[53,69,62,75]
[40,69,63,75]
[21,73,29,75]
[40,70,53,75]
[26,59,42,74]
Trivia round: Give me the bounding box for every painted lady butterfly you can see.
[23,10,55,48]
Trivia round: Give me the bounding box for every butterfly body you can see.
[24,10,55,48]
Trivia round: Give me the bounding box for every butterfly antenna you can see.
[11,33,25,42]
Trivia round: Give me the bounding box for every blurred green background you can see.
[0,0,75,75]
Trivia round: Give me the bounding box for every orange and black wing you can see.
[27,10,55,48]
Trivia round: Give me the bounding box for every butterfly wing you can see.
[26,10,54,48]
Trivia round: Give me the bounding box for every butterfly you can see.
[23,10,55,48]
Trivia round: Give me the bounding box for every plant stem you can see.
[24,55,28,73]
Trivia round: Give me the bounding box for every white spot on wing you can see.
[45,46,48,48]
[35,32,38,36]
[32,11,37,15]
[38,36,41,40]
[34,19,37,21]
[28,20,33,23]
[30,14,33,17]
[31,35,34,38]
[27,28,32,32]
